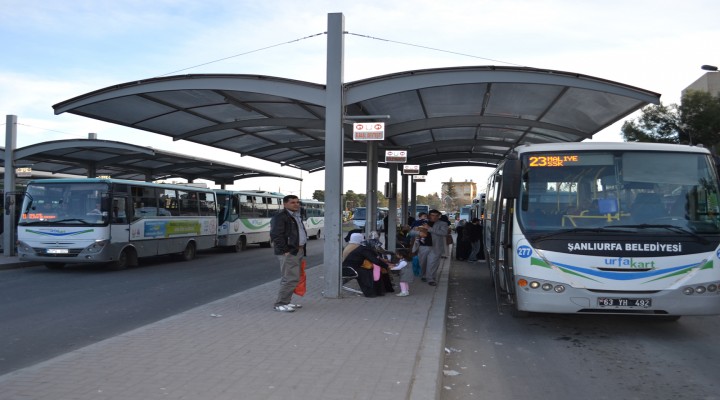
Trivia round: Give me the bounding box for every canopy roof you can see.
[1,139,301,184]
[53,66,660,172]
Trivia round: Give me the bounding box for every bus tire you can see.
[181,241,196,261]
[259,241,271,248]
[232,236,246,253]
[109,249,131,271]
[45,262,65,270]
[313,230,321,240]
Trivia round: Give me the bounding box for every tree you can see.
[312,190,324,201]
[621,91,720,147]
[620,103,681,143]
[678,90,720,146]
[343,190,362,210]
[443,178,458,210]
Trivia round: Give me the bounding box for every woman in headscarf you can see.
[342,233,394,297]
[342,232,364,262]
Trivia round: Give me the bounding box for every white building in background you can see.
[442,180,477,207]
[683,72,720,97]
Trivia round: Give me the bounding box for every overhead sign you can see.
[403,164,420,175]
[15,167,32,177]
[385,150,407,163]
[353,122,385,141]
[414,175,427,182]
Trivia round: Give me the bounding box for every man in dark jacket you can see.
[269,195,308,312]
[466,218,483,262]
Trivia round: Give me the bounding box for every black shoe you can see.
[421,277,427,282]
[428,281,437,286]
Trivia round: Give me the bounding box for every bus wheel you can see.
[315,230,321,239]
[181,242,196,261]
[233,236,246,253]
[259,241,271,248]
[45,262,65,270]
[109,249,130,271]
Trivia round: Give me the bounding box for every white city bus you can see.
[483,142,720,319]
[215,190,284,251]
[300,199,325,239]
[17,179,217,270]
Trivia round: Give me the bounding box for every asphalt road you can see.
[0,239,325,376]
[441,258,720,400]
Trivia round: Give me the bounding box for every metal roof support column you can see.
[87,164,96,178]
[410,177,417,219]
[322,12,345,298]
[387,163,398,251]
[365,142,378,239]
[401,172,409,225]
[4,115,17,256]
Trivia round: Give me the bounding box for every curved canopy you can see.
[53,66,660,172]
[2,139,301,184]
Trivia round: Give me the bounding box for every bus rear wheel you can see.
[180,242,197,261]
[45,262,65,270]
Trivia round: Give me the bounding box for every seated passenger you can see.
[342,238,395,298]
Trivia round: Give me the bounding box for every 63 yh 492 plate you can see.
[598,297,652,308]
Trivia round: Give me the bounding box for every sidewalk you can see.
[0,257,451,400]
[0,255,41,270]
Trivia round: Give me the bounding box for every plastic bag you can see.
[294,259,307,296]
[412,255,421,276]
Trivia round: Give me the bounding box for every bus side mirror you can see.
[501,157,521,199]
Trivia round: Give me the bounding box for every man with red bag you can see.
[270,195,307,312]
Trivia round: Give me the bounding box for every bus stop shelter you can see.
[50,13,661,297]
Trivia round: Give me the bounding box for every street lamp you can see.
[701,65,718,72]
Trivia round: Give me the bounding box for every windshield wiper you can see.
[531,227,628,242]
[613,224,711,245]
[50,218,91,225]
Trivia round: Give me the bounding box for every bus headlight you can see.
[695,286,707,294]
[85,240,108,254]
[553,285,566,293]
[16,241,32,253]
[683,287,695,295]
[707,284,717,292]
[541,283,553,291]
[529,281,540,289]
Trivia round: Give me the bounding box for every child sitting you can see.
[391,248,414,297]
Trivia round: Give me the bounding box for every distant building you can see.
[683,72,720,97]
[442,180,477,206]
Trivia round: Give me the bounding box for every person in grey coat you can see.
[416,209,448,286]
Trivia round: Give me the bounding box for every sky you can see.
[1,0,719,201]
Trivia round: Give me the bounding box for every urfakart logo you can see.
[517,245,532,258]
[603,257,656,269]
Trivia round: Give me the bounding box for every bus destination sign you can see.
[528,154,580,167]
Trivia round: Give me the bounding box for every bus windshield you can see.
[517,150,720,236]
[19,182,109,226]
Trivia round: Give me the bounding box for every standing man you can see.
[466,218,482,262]
[270,195,308,312]
[419,209,448,286]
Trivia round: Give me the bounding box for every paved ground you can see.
[0,255,450,400]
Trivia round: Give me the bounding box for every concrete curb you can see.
[409,256,450,400]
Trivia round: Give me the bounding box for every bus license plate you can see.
[46,248,68,254]
[598,298,652,308]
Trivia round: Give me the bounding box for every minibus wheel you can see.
[181,242,196,261]
[233,236,246,252]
